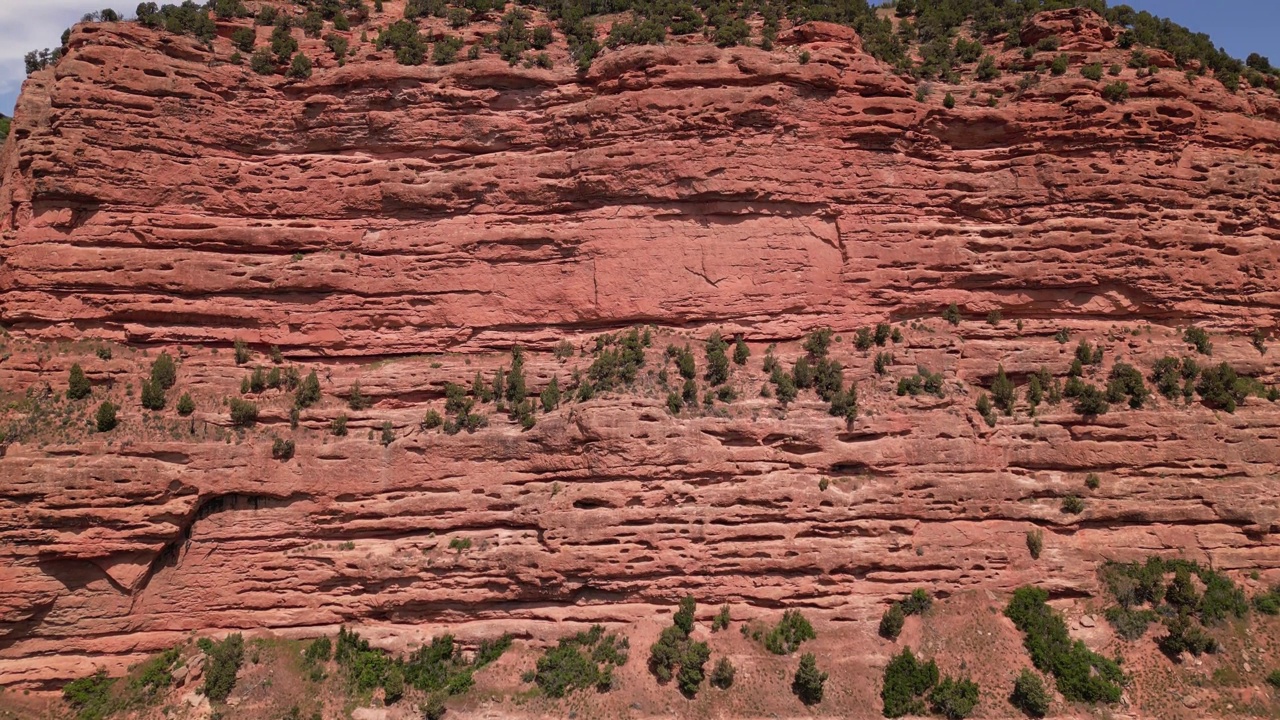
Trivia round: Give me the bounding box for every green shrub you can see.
[930,675,979,719]
[902,589,932,616]
[710,657,735,689]
[293,370,320,408]
[229,398,258,427]
[711,604,731,632]
[434,35,464,64]
[881,646,938,717]
[530,625,628,697]
[202,633,244,702]
[1081,62,1103,80]
[1197,362,1253,412]
[287,52,312,79]
[879,603,906,640]
[234,338,251,365]
[141,380,165,410]
[943,91,955,108]
[380,421,395,445]
[704,332,730,386]
[149,351,177,389]
[1050,53,1068,75]
[1268,669,1280,689]
[1158,612,1218,656]
[1184,326,1212,354]
[1102,81,1129,102]
[976,393,995,427]
[1035,35,1060,51]
[1060,495,1084,514]
[1072,385,1108,416]
[1104,605,1158,640]
[540,376,560,412]
[250,47,275,74]
[1004,587,1123,703]
[676,641,710,697]
[272,437,295,460]
[96,401,118,432]
[1026,528,1043,559]
[232,26,256,52]
[763,609,815,655]
[975,54,999,80]
[176,393,195,416]
[377,20,427,65]
[63,670,116,720]
[792,653,826,705]
[898,366,944,398]
[1009,668,1050,717]
[942,302,961,325]
[1103,362,1148,408]
[68,364,92,400]
[986,310,1003,326]
[1084,473,1100,490]
[991,365,1015,415]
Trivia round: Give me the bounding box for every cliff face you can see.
[2,2,1280,714]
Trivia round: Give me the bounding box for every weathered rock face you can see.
[1,2,1280,709]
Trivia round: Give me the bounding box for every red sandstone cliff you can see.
[1,3,1280,718]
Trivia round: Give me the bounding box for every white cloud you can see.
[0,0,117,115]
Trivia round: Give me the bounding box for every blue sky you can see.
[2,1,1279,117]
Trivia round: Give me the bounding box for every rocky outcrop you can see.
[1,3,1279,708]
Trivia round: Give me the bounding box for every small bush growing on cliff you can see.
[1009,669,1051,717]
[1004,586,1123,703]
[141,379,166,410]
[233,338,251,365]
[1105,362,1149,409]
[270,20,299,63]
[1102,81,1130,103]
[732,336,749,365]
[943,91,956,108]
[792,653,827,706]
[229,398,258,427]
[347,381,372,410]
[250,47,275,74]
[929,675,979,719]
[330,414,348,436]
[990,365,1015,415]
[879,602,906,640]
[1196,362,1255,412]
[710,657,735,689]
[96,401,118,432]
[295,370,321,408]
[704,331,731,386]
[975,54,999,80]
[287,52,313,79]
[1050,53,1069,76]
[272,437,295,460]
[1026,528,1043,559]
[529,625,629,697]
[68,364,92,400]
[377,20,427,65]
[763,609,815,655]
[881,646,938,717]
[1082,62,1103,81]
[942,302,961,325]
[176,393,195,416]
[63,670,115,720]
[1072,384,1108,416]
[1184,326,1212,355]
[202,633,244,703]
[433,35,464,64]
[231,26,256,53]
